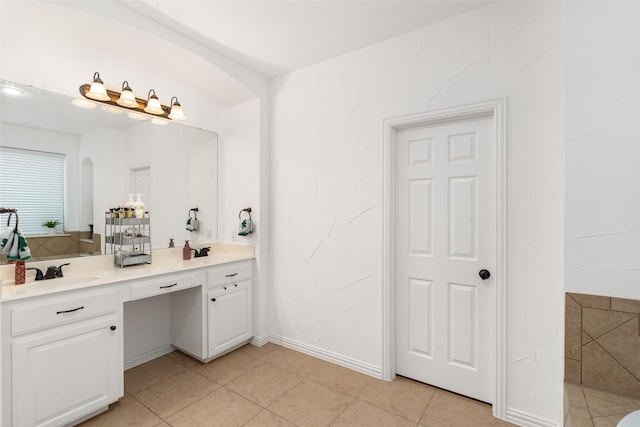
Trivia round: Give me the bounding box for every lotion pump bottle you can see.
[134,194,145,218]
[183,240,191,260]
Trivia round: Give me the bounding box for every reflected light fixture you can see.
[168,96,187,121]
[71,98,97,109]
[78,72,186,122]
[86,72,110,101]
[101,105,123,115]
[151,117,170,126]
[144,89,164,115]
[116,81,138,108]
[0,84,23,96]
[128,112,148,121]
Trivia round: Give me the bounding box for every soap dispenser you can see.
[183,240,191,260]
[134,194,145,218]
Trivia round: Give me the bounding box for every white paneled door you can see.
[395,115,495,403]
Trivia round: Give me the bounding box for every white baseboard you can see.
[268,334,382,379]
[124,344,175,370]
[505,408,557,427]
[250,334,270,347]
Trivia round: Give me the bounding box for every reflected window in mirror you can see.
[0,147,65,235]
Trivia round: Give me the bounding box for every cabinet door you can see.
[12,316,122,427]
[208,280,252,358]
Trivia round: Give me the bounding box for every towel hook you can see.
[238,207,252,220]
[238,207,254,236]
[1,208,18,228]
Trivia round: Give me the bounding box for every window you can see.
[0,147,65,235]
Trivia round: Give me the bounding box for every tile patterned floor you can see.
[564,382,640,427]
[80,343,515,427]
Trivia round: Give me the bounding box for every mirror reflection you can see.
[0,80,218,264]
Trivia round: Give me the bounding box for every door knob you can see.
[479,269,491,280]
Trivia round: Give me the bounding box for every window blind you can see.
[0,147,65,236]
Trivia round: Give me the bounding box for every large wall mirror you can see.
[0,80,218,263]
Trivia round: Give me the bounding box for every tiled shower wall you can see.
[0,231,102,264]
[565,293,640,399]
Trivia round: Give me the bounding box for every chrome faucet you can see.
[27,263,70,281]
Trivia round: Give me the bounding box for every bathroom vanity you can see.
[0,245,254,427]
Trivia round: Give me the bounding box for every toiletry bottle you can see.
[183,240,191,260]
[169,238,175,248]
[134,193,145,218]
[125,194,135,210]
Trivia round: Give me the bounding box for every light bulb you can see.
[86,72,110,101]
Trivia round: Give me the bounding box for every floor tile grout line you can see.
[575,383,640,423]
[233,369,306,410]
[161,388,219,424]
[352,394,422,426]
[417,386,436,425]
[129,375,221,424]
[125,388,174,424]
[326,398,355,426]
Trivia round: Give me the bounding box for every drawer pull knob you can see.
[110,325,117,331]
[234,284,238,287]
[56,306,85,315]
[160,283,178,289]
[211,298,216,302]
[223,286,227,290]
[225,273,238,277]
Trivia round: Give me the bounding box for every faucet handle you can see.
[44,266,58,279]
[56,263,70,278]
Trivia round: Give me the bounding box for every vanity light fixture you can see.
[116,81,138,108]
[78,72,186,122]
[168,96,187,121]
[143,89,164,115]
[85,72,110,101]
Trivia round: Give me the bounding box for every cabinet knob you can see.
[223,286,227,290]
[234,284,238,287]
[479,269,491,280]
[211,298,216,302]
[110,325,117,331]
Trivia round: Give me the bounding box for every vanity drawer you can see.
[207,261,252,288]
[129,272,201,300]
[11,288,119,336]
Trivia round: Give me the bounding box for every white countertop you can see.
[0,244,254,302]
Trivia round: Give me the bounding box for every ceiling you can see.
[127,1,493,78]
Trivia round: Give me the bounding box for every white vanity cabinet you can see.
[2,287,123,427]
[207,261,252,358]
